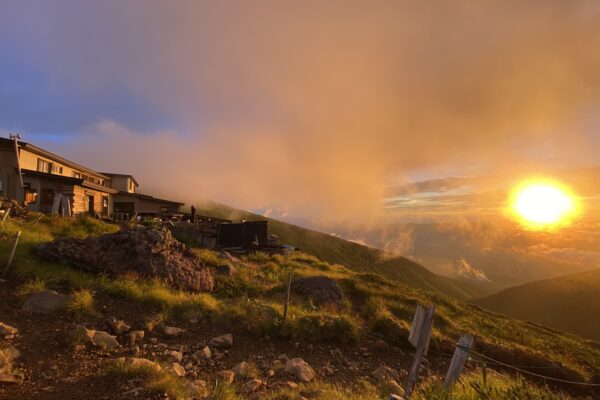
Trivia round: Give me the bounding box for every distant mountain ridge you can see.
[195,201,490,300]
[472,268,600,340]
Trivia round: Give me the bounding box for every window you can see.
[129,180,133,191]
[72,171,82,179]
[25,189,37,204]
[51,164,63,174]
[37,159,52,173]
[40,189,54,205]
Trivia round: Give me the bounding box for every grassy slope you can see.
[2,214,599,397]
[472,268,600,340]
[194,201,488,300]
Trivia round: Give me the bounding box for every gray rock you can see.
[36,227,215,292]
[285,358,315,382]
[291,276,343,309]
[210,333,233,348]
[22,290,72,314]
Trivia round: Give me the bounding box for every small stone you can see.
[284,381,298,390]
[387,379,405,396]
[166,350,183,363]
[216,370,235,384]
[242,378,263,393]
[210,333,233,348]
[285,358,315,382]
[0,322,17,336]
[171,363,185,377]
[163,326,185,337]
[266,369,275,377]
[194,346,211,360]
[106,318,131,335]
[114,357,161,372]
[74,326,120,350]
[232,361,255,379]
[127,330,145,344]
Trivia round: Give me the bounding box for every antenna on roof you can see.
[10,132,24,188]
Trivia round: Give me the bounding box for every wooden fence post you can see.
[482,361,487,387]
[404,304,435,398]
[2,230,21,278]
[282,273,293,327]
[444,334,474,389]
[1,206,10,224]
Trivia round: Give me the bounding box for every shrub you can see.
[16,278,46,297]
[68,288,99,317]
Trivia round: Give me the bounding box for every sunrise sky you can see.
[1,1,600,227]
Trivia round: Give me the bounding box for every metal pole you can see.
[2,230,21,278]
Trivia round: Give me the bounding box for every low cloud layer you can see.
[1,1,600,225]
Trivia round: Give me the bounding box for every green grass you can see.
[106,358,197,399]
[67,288,99,317]
[2,214,600,397]
[413,371,579,400]
[191,201,489,300]
[211,383,241,400]
[15,278,46,296]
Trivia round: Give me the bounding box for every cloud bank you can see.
[1,1,600,225]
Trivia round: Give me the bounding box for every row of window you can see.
[37,158,107,187]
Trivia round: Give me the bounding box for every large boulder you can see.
[291,276,343,309]
[22,291,72,314]
[36,226,214,292]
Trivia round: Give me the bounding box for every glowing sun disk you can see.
[511,182,576,228]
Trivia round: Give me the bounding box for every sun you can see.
[510,180,578,229]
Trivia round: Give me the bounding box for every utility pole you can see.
[10,133,24,189]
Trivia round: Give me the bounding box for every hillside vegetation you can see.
[194,201,489,300]
[473,268,600,340]
[1,214,599,399]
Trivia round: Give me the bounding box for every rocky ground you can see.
[0,278,448,399]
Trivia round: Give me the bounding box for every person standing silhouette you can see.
[191,204,196,223]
